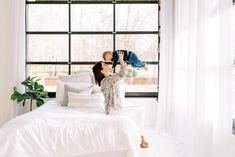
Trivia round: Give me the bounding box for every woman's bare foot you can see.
[140,142,149,148]
[140,136,149,148]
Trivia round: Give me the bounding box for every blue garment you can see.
[112,50,145,69]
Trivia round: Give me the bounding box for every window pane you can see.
[27,35,68,61]
[116,35,158,61]
[71,35,113,61]
[71,4,113,31]
[116,4,158,31]
[71,64,158,93]
[71,65,93,75]
[114,64,158,93]
[27,4,68,31]
[27,65,68,92]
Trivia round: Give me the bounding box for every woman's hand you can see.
[118,50,124,64]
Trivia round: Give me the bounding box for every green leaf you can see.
[11,94,16,100]
[11,76,48,109]
[36,98,44,107]
[11,87,24,103]
[31,76,37,81]
[40,91,49,98]
[35,78,41,83]
[22,93,30,99]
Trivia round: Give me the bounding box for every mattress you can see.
[0,100,145,157]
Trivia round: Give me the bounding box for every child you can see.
[102,50,148,71]
[92,51,149,148]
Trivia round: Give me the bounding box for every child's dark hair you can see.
[92,61,105,86]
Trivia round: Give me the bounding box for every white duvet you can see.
[0,101,143,157]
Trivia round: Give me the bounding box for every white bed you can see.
[0,100,145,157]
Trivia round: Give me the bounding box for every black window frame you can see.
[25,0,161,98]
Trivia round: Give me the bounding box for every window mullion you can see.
[113,1,116,51]
[68,0,71,74]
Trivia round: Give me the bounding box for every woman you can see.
[92,51,149,148]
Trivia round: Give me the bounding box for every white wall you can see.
[0,0,14,126]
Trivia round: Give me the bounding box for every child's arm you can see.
[108,51,126,83]
[111,63,126,81]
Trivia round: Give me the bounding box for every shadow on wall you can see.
[233,119,235,135]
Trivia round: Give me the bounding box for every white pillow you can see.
[67,92,105,108]
[55,81,93,106]
[58,72,94,84]
[91,85,101,94]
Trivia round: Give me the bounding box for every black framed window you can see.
[26,0,160,98]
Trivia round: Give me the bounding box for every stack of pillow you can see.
[55,72,104,108]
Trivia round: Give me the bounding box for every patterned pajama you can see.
[100,64,127,113]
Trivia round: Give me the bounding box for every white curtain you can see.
[0,0,14,126]
[10,0,26,117]
[157,0,234,157]
[0,0,25,126]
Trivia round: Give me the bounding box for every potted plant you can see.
[11,76,49,111]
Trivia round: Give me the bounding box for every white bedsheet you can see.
[0,101,143,157]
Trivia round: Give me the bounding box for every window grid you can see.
[25,0,160,98]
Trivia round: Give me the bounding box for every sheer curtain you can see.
[0,0,14,126]
[10,0,26,117]
[157,0,234,157]
[0,0,25,126]
[3,0,26,124]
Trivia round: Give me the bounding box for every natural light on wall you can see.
[25,0,159,96]
[233,2,235,116]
